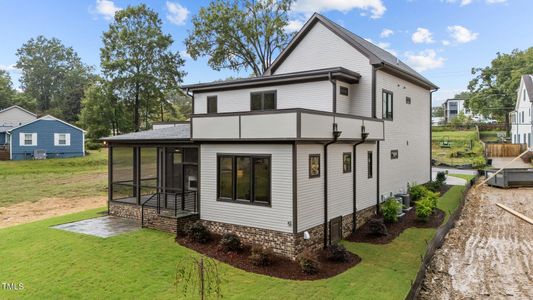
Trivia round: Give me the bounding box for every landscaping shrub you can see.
[436,171,446,184]
[249,245,276,266]
[425,180,442,193]
[380,197,403,223]
[472,156,486,168]
[415,198,434,221]
[409,184,429,202]
[368,218,388,236]
[219,233,241,252]
[184,221,211,244]
[426,191,440,209]
[325,244,349,263]
[297,250,320,275]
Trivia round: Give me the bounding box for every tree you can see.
[432,106,444,117]
[101,4,185,132]
[0,70,15,109]
[467,47,533,125]
[185,0,294,76]
[15,36,92,121]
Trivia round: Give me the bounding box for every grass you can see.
[0,150,107,207]
[479,131,505,143]
[0,188,466,300]
[432,130,485,167]
[436,185,466,223]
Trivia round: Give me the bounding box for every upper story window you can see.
[207,96,218,113]
[339,86,349,96]
[382,90,393,120]
[251,91,276,111]
[406,97,411,104]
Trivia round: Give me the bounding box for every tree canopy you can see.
[0,70,15,109]
[185,0,294,76]
[466,47,533,123]
[100,4,186,132]
[15,35,92,121]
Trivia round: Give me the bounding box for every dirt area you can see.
[176,233,361,280]
[0,196,106,229]
[419,185,533,299]
[348,208,445,244]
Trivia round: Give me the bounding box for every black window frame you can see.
[216,154,272,206]
[342,152,352,173]
[382,89,393,120]
[406,96,411,104]
[309,154,321,178]
[250,90,277,111]
[339,86,349,96]
[207,96,218,114]
[367,151,373,179]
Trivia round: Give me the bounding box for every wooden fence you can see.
[485,143,527,157]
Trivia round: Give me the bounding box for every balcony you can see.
[191,108,384,141]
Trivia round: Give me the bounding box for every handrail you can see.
[141,190,198,226]
[140,193,158,228]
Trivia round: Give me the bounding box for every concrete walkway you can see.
[51,216,140,238]
[489,157,532,169]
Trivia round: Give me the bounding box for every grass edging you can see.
[405,177,478,300]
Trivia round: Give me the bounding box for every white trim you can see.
[6,115,86,133]
[0,105,36,117]
[19,132,37,146]
[9,133,12,160]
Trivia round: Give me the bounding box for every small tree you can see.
[175,256,222,300]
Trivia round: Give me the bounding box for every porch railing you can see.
[141,190,197,227]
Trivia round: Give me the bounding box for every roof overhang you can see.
[182,67,360,93]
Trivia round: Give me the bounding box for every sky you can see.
[0,0,531,106]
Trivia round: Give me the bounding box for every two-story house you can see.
[103,13,438,259]
[510,75,533,146]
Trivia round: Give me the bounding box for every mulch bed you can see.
[176,234,361,280]
[347,208,445,244]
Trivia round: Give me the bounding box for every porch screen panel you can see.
[112,147,134,201]
[236,157,251,200]
[218,156,233,199]
[140,147,158,197]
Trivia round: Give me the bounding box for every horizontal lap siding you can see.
[10,120,84,160]
[327,144,353,219]
[0,108,36,127]
[200,144,294,233]
[296,144,324,232]
[194,81,332,114]
[376,70,431,197]
[356,143,377,211]
[272,22,373,118]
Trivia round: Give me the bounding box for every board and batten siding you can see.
[375,70,431,197]
[10,119,84,160]
[271,21,373,118]
[194,80,332,114]
[200,144,294,233]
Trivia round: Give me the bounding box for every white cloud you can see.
[0,64,20,73]
[447,25,478,43]
[179,50,191,60]
[411,28,434,44]
[380,28,394,38]
[404,49,445,72]
[285,19,305,32]
[92,0,121,21]
[441,40,451,46]
[166,1,189,26]
[444,0,472,6]
[365,38,397,56]
[486,0,507,4]
[293,0,387,19]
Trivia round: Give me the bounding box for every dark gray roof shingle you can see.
[523,75,533,102]
[102,123,190,142]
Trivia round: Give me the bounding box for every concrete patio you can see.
[51,216,140,238]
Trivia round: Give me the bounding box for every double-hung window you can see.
[382,90,393,120]
[207,96,218,113]
[251,91,276,111]
[20,133,36,146]
[217,154,271,205]
[54,133,70,146]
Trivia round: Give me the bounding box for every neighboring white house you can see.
[510,75,533,146]
[103,13,438,259]
[0,105,37,145]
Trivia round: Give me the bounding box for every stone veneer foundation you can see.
[109,201,376,260]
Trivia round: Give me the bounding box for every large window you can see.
[382,90,393,120]
[217,154,271,205]
[207,96,217,113]
[251,91,276,111]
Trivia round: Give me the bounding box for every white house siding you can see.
[375,70,431,198]
[194,81,332,114]
[511,81,532,146]
[0,107,36,127]
[355,142,378,211]
[296,144,324,232]
[272,22,373,118]
[200,144,294,233]
[327,144,353,219]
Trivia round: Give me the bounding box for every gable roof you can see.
[101,123,191,142]
[265,13,438,90]
[0,105,36,117]
[522,75,533,102]
[7,115,86,133]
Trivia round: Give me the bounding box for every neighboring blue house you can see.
[7,115,85,160]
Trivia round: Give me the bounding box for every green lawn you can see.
[0,150,107,207]
[0,187,466,300]
[479,131,505,143]
[432,130,485,167]
[437,185,466,223]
